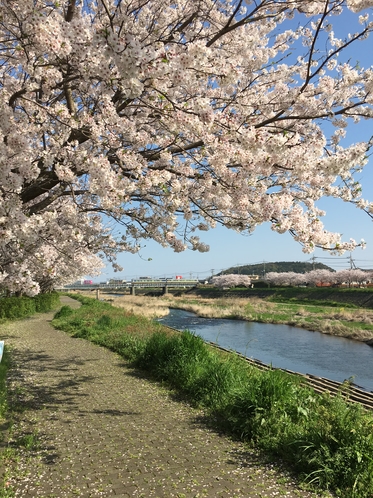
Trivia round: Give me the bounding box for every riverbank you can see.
[50,295,373,497]
[84,289,373,344]
[188,286,373,309]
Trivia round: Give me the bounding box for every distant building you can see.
[68,279,84,286]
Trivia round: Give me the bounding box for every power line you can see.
[312,256,350,260]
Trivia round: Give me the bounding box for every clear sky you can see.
[97,146,373,282]
[100,200,373,281]
[90,6,373,282]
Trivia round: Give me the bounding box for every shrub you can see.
[0,292,59,320]
[33,291,60,312]
[53,305,74,319]
[0,296,35,319]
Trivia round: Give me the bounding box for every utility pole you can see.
[312,255,316,271]
[349,253,356,269]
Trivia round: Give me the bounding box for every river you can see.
[157,308,373,392]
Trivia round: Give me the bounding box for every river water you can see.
[157,308,373,392]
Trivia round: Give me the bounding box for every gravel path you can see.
[0,296,325,497]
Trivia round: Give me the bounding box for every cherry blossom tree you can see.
[265,268,373,287]
[265,271,307,286]
[1,0,373,294]
[303,268,336,285]
[334,268,370,286]
[265,272,287,286]
[211,274,252,288]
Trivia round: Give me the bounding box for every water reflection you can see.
[157,309,373,392]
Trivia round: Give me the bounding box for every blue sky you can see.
[91,5,373,281]
[99,138,373,282]
[101,196,373,281]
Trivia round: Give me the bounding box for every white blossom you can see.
[0,0,372,294]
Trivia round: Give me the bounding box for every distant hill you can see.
[219,261,334,277]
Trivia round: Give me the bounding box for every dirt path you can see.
[0,296,324,497]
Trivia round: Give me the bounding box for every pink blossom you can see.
[0,0,372,294]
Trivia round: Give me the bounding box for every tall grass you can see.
[52,296,373,497]
[135,331,247,409]
[220,371,373,495]
[73,291,171,318]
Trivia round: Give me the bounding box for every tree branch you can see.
[65,0,76,22]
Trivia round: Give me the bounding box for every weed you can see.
[53,305,74,319]
[12,432,40,451]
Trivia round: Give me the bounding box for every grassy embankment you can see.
[53,294,373,498]
[92,287,373,343]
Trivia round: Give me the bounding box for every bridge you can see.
[63,279,200,296]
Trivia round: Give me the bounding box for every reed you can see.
[110,295,170,318]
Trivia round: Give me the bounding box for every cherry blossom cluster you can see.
[265,269,373,286]
[211,274,252,289]
[1,0,373,295]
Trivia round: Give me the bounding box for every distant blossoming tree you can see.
[211,274,252,288]
[265,268,373,286]
[1,0,373,294]
[334,268,371,286]
[304,269,337,286]
[265,271,307,286]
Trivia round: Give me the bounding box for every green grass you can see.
[341,321,373,331]
[194,285,373,307]
[53,295,164,361]
[11,431,40,451]
[239,300,373,337]
[273,303,334,314]
[0,349,9,421]
[253,312,295,322]
[270,296,358,308]
[0,293,60,497]
[0,348,14,498]
[52,296,373,497]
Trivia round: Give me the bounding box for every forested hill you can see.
[220,261,333,276]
